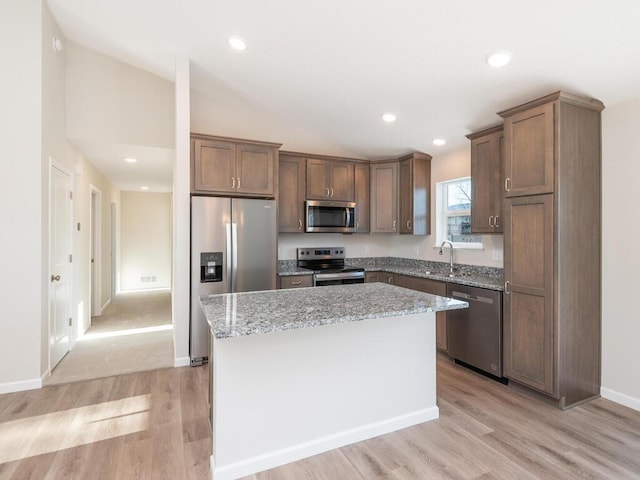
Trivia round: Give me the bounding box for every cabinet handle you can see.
[291,280,302,286]
[330,187,334,197]
[237,177,241,189]
[504,280,510,294]
[489,216,494,228]
[504,177,511,192]
[494,215,499,228]
[392,220,396,229]
[298,219,303,230]
[355,221,359,229]
[326,187,330,197]
[232,177,236,188]
[406,220,411,230]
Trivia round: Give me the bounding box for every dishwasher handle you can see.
[451,291,494,305]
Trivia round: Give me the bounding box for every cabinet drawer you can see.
[279,275,313,289]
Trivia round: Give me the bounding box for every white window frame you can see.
[434,176,483,250]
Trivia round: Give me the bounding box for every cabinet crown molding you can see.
[191,132,282,148]
[497,91,605,118]
[466,124,503,140]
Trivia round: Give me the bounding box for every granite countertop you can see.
[200,282,468,339]
[278,257,504,291]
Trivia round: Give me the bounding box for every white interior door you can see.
[50,162,73,370]
[90,186,102,316]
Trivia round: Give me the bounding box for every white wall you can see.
[0,0,44,391]
[601,97,640,410]
[120,192,172,291]
[65,42,175,148]
[173,57,191,367]
[279,148,504,267]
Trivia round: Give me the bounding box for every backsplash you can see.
[278,256,503,280]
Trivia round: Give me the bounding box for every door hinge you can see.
[68,317,72,327]
[69,254,73,263]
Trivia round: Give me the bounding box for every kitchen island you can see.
[200,283,467,480]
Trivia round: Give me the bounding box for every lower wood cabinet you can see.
[365,271,393,284]
[278,275,313,289]
[391,274,448,352]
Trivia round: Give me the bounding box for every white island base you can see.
[210,312,438,480]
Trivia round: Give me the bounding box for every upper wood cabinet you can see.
[499,91,604,408]
[370,162,398,233]
[306,158,354,201]
[398,152,431,235]
[468,125,503,233]
[278,154,306,232]
[191,134,281,197]
[354,163,370,233]
[503,102,554,197]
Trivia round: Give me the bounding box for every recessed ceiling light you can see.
[432,138,446,146]
[487,52,511,68]
[140,186,149,190]
[228,36,247,51]
[382,113,397,123]
[124,157,137,163]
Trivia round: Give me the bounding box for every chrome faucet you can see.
[439,240,455,276]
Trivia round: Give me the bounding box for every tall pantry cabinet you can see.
[499,91,604,408]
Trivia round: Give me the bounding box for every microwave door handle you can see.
[345,207,351,228]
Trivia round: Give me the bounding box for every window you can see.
[435,177,482,248]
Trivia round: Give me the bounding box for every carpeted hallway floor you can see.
[46,290,174,385]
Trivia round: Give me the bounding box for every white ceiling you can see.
[48,0,640,188]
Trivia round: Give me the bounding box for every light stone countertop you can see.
[200,282,468,339]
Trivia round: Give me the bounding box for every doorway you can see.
[49,159,73,371]
[90,186,102,318]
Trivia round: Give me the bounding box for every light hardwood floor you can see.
[1,358,639,479]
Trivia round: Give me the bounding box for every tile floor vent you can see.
[140,275,157,284]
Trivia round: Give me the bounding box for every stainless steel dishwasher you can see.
[446,284,505,381]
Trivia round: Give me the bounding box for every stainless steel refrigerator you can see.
[190,196,277,366]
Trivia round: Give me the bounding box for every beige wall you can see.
[120,192,172,291]
[279,148,504,268]
[65,42,175,148]
[0,0,44,390]
[601,96,640,410]
[72,156,120,333]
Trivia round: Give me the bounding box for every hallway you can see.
[46,290,174,385]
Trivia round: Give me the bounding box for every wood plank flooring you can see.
[1,357,639,479]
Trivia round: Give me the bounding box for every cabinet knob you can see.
[504,177,511,192]
[51,274,61,282]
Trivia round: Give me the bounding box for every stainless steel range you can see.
[297,247,365,286]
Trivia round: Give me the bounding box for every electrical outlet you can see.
[415,246,420,255]
[492,249,503,261]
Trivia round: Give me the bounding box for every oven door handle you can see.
[313,271,365,281]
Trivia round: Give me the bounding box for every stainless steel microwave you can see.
[305,200,356,233]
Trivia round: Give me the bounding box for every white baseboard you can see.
[0,376,43,395]
[210,406,439,480]
[601,387,640,412]
[174,356,191,368]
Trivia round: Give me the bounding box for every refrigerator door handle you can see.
[225,222,233,293]
[231,222,238,293]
